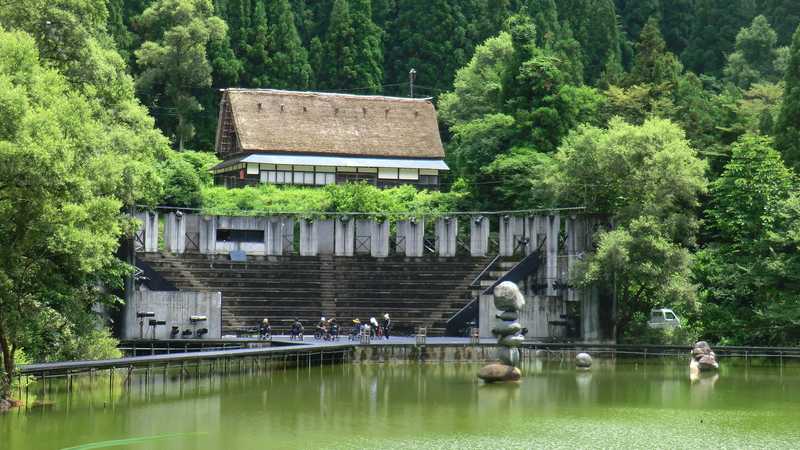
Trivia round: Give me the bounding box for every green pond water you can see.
[3,358,800,449]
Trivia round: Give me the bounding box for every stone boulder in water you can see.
[478,363,522,383]
[690,341,719,371]
[575,352,592,369]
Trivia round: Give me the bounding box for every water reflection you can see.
[2,359,800,449]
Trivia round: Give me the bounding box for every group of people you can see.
[315,317,339,341]
[257,314,391,341]
[350,314,391,340]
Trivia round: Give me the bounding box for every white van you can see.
[647,308,681,329]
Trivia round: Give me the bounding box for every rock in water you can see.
[491,321,522,337]
[698,355,719,371]
[498,334,525,347]
[493,281,525,311]
[498,347,521,366]
[690,341,719,371]
[576,352,592,369]
[496,311,518,321]
[478,364,522,383]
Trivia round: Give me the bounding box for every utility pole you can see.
[409,68,416,98]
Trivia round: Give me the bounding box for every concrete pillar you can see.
[135,212,159,252]
[581,286,600,342]
[398,219,424,257]
[334,217,355,256]
[264,218,284,255]
[435,217,458,257]
[498,216,519,257]
[355,220,372,254]
[545,214,560,296]
[317,219,335,255]
[299,219,319,256]
[370,219,390,257]
[199,215,217,254]
[282,217,295,254]
[164,212,186,254]
[469,216,490,257]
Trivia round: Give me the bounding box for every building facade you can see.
[212,89,449,189]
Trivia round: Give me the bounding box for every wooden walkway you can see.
[19,337,800,377]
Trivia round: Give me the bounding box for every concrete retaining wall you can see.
[123,291,222,340]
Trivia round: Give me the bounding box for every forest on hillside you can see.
[3,0,800,396]
[109,0,800,346]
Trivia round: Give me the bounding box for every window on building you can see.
[419,174,439,187]
[315,173,335,185]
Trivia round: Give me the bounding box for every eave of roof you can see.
[212,153,449,171]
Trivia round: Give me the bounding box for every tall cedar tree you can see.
[775,25,800,169]
[628,17,682,87]
[246,1,271,86]
[616,0,660,42]
[384,0,473,95]
[265,0,312,89]
[559,0,623,84]
[319,0,358,89]
[319,0,383,91]
[724,15,783,88]
[760,0,800,45]
[681,0,757,76]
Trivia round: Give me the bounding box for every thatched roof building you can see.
[212,89,448,189]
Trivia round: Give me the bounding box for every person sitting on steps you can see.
[350,319,361,341]
[290,318,304,341]
[259,318,271,340]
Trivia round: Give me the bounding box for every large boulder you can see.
[691,341,719,371]
[575,352,592,369]
[478,363,522,383]
[493,281,525,312]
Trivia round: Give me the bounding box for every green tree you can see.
[264,0,312,89]
[135,0,228,150]
[245,1,272,86]
[627,17,683,87]
[384,0,473,94]
[349,0,383,90]
[319,0,382,90]
[552,117,708,244]
[0,28,146,400]
[481,146,555,210]
[438,32,514,126]
[694,134,800,344]
[551,117,708,339]
[682,0,757,76]
[448,113,518,183]
[616,0,660,43]
[724,15,785,88]
[774,25,800,168]
[761,0,800,45]
[559,0,623,84]
[320,0,356,89]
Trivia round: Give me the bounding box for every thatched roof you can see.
[216,89,445,159]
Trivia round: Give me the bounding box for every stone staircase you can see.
[137,253,492,336]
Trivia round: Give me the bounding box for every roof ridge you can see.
[222,88,433,103]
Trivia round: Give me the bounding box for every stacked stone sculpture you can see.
[478,281,525,383]
[690,341,719,371]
